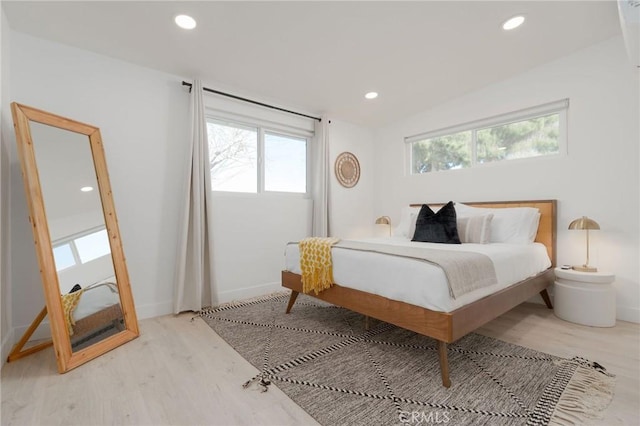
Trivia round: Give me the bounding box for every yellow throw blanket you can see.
[300,237,340,295]
[61,290,84,336]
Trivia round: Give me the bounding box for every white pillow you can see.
[457,214,493,244]
[529,213,541,243]
[393,205,443,239]
[454,203,540,244]
[393,206,421,238]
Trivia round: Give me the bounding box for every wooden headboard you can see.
[410,200,557,267]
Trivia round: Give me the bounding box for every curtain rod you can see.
[182,81,321,122]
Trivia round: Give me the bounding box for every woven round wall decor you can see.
[335,152,360,188]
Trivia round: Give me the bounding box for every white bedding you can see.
[285,237,551,313]
[74,276,121,321]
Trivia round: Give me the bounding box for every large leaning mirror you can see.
[9,102,139,373]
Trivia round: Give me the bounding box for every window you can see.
[264,132,307,193]
[52,227,111,272]
[74,229,111,263]
[407,100,567,174]
[53,244,76,271]
[207,119,308,194]
[411,130,472,173]
[207,120,258,193]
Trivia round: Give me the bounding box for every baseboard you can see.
[12,321,52,342]
[616,305,640,324]
[2,299,173,359]
[9,300,176,339]
[136,284,284,316]
[2,321,52,365]
[135,299,173,320]
[1,327,15,367]
[217,282,283,305]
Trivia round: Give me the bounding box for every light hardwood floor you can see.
[1,302,638,426]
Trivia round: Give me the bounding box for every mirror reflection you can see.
[30,121,125,351]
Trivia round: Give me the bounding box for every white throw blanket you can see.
[334,240,498,299]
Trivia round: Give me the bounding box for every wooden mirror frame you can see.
[10,102,139,373]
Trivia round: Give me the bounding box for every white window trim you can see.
[206,112,311,196]
[405,99,569,174]
[52,225,107,246]
[52,225,108,271]
[206,108,314,139]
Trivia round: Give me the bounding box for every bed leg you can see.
[540,289,553,309]
[364,315,370,331]
[285,290,299,314]
[437,341,451,388]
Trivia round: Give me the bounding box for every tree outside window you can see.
[408,102,565,174]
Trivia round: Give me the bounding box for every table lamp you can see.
[375,216,391,236]
[568,216,600,272]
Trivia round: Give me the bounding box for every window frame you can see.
[206,113,311,196]
[405,99,569,175]
[52,225,109,272]
[262,129,309,194]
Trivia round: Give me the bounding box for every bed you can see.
[281,200,556,388]
[65,277,125,348]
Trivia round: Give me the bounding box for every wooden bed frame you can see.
[282,200,556,388]
[71,303,124,340]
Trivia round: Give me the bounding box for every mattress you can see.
[285,237,551,313]
[74,276,121,321]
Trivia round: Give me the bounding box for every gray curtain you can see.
[311,116,331,237]
[174,80,216,313]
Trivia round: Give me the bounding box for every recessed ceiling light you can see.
[175,14,197,30]
[80,186,94,192]
[502,15,525,31]
[364,92,378,100]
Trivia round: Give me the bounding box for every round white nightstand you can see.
[554,267,616,327]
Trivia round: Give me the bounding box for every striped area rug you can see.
[200,293,614,426]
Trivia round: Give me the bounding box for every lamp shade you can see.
[568,216,600,272]
[375,216,391,225]
[375,216,392,236]
[568,216,600,231]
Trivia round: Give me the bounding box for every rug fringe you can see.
[200,291,290,315]
[549,361,616,425]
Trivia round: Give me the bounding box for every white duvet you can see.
[74,276,121,321]
[285,237,551,313]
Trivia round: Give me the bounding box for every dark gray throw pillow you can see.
[411,201,461,244]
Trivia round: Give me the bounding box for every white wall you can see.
[329,120,375,238]
[57,255,114,294]
[211,195,311,303]
[2,31,377,343]
[201,99,375,304]
[6,31,191,342]
[202,94,316,304]
[373,36,639,322]
[0,7,13,361]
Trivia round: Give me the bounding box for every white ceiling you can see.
[3,1,622,127]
